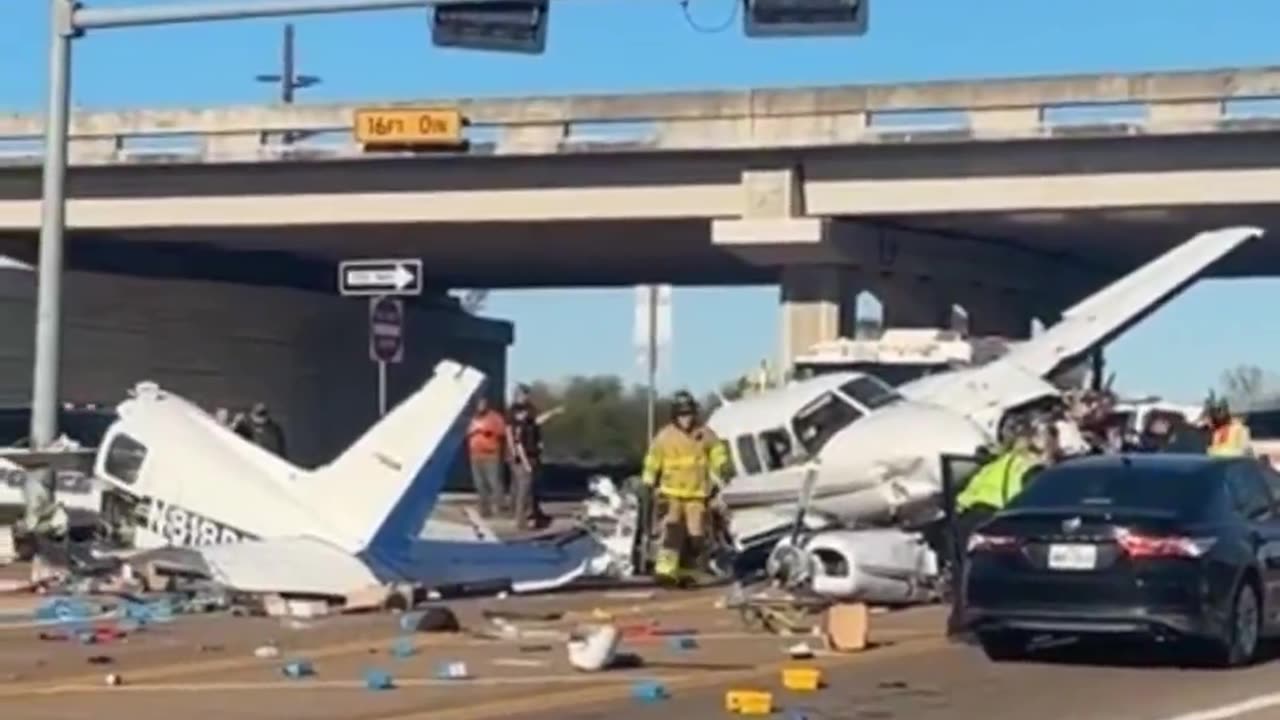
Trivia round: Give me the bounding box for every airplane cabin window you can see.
[839,376,903,410]
[792,393,864,456]
[735,435,763,475]
[760,428,800,470]
[103,433,147,486]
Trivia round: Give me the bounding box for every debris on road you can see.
[725,689,773,715]
[363,668,394,690]
[631,680,669,703]
[567,624,621,672]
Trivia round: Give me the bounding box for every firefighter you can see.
[641,390,731,586]
[1206,397,1252,457]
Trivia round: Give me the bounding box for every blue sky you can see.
[2,0,1277,402]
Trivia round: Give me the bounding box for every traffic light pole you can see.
[25,0,500,528]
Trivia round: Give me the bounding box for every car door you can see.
[1226,462,1280,625]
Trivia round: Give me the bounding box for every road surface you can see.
[4,582,1280,720]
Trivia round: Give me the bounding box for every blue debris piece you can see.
[35,596,93,623]
[667,635,697,651]
[390,638,416,658]
[631,680,669,702]
[363,669,394,690]
[281,660,314,678]
[116,618,142,634]
[784,710,812,720]
[398,611,425,633]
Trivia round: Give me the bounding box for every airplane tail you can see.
[303,360,485,557]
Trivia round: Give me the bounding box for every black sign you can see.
[370,297,405,364]
[339,259,423,297]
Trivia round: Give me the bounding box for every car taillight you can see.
[967,533,1019,553]
[1115,529,1215,558]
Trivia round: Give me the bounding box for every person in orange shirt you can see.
[467,396,508,518]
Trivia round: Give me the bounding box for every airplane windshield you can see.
[792,393,863,456]
[839,376,903,410]
[103,433,147,486]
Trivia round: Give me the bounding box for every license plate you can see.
[1047,543,1097,571]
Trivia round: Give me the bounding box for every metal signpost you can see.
[633,284,672,440]
[369,297,405,416]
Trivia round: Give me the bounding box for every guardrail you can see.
[0,65,1278,166]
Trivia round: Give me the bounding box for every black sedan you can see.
[962,453,1280,667]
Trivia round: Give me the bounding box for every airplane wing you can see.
[905,226,1263,424]
[998,225,1263,381]
[186,532,606,598]
[0,448,97,473]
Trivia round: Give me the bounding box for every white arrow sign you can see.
[338,258,423,297]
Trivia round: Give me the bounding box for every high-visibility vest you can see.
[956,450,1035,512]
[641,424,731,500]
[1208,420,1252,457]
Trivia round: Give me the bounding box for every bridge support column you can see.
[779,265,859,368]
[875,279,954,329]
[959,290,1033,339]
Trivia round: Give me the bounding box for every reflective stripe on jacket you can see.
[641,424,730,500]
[956,450,1034,512]
[1208,420,1252,457]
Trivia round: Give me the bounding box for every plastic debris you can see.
[435,661,470,680]
[35,596,94,623]
[281,660,314,678]
[631,680,668,702]
[254,645,281,659]
[390,638,416,658]
[725,690,773,715]
[787,643,815,659]
[667,635,697,651]
[363,669,394,690]
[401,606,459,633]
[492,658,548,668]
[105,673,122,687]
[781,667,823,692]
[567,624,621,672]
[87,655,113,665]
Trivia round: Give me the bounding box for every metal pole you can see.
[25,0,74,530]
[645,284,657,441]
[281,23,295,104]
[75,0,433,30]
[378,360,388,417]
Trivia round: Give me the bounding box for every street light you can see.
[254,23,322,105]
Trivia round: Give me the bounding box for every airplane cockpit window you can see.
[735,435,762,475]
[839,376,903,410]
[103,433,147,486]
[792,392,864,456]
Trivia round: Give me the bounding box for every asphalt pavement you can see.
[7,579,1280,720]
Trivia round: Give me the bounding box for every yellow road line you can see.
[0,592,716,699]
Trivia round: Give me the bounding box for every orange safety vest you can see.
[1209,420,1251,457]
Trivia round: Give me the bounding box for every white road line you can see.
[1162,692,1280,720]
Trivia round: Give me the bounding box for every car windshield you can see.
[839,376,903,410]
[1006,461,1216,519]
[792,393,862,455]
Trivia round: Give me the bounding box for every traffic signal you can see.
[743,0,869,38]
[431,1,549,54]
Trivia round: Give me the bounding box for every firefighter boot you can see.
[654,521,685,588]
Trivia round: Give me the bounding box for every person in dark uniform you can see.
[243,402,287,459]
[506,385,548,530]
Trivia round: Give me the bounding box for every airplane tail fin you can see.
[304,360,485,556]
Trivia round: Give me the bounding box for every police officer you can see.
[641,391,731,587]
[1206,397,1252,457]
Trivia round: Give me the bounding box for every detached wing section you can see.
[999,225,1263,380]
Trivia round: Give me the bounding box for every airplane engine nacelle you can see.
[776,529,939,605]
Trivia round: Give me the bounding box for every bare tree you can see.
[1220,364,1279,408]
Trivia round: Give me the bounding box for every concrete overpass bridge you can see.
[2,65,1280,361]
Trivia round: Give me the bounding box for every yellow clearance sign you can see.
[353,107,466,147]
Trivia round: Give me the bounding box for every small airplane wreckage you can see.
[1,360,623,601]
[581,225,1264,606]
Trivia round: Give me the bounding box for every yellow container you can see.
[724,689,773,714]
[781,666,823,691]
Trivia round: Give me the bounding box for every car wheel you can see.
[976,630,1029,662]
[1206,580,1262,668]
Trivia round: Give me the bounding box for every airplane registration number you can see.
[144,498,248,546]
